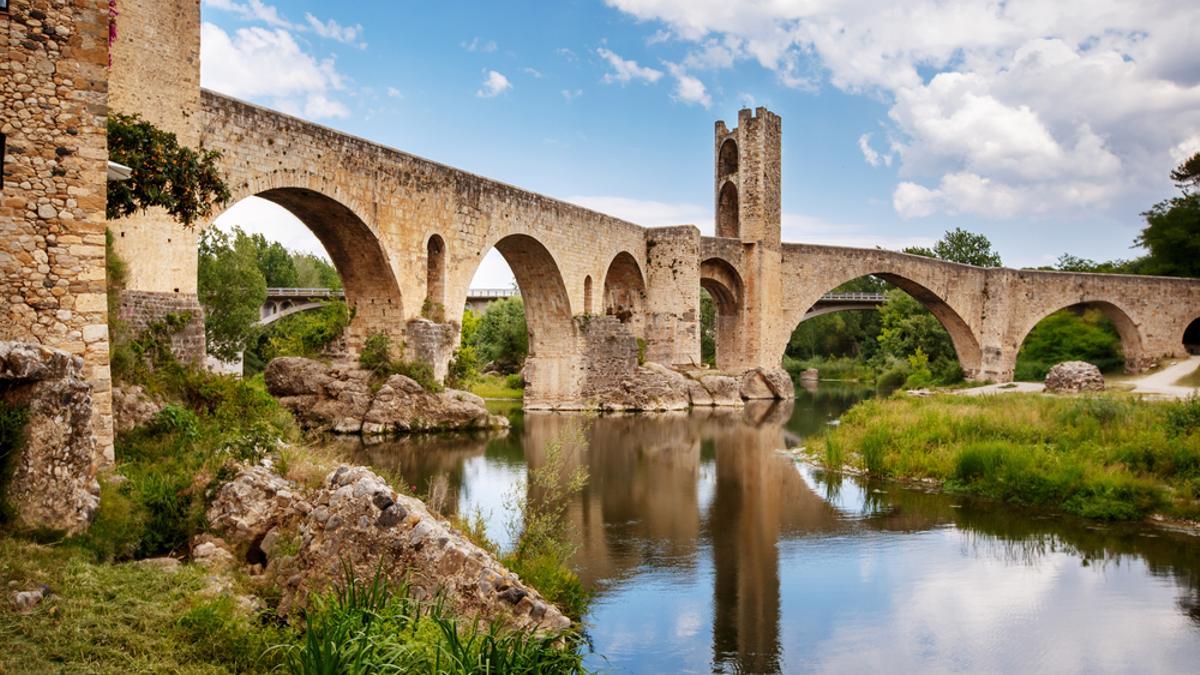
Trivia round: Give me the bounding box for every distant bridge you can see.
[260,287,884,326]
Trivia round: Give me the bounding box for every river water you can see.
[340,384,1200,673]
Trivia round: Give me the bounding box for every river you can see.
[337,383,1200,673]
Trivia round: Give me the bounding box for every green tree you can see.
[1136,154,1200,278]
[106,114,230,227]
[198,227,267,361]
[292,252,342,289]
[876,288,956,365]
[473,297,528,373]
[248,234,298,287]
[931,227,1003,267]
[700,289,716,366]
[1014,308,1123,380]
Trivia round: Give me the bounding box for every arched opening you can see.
[425,234,446,320]
[602,251,647,334]
[718,138,738,178]
[717,181,739,239]
[783,273,981,390]
[700,257,745,370]
[1184,317,1200,355]
[584,275,593,314]
[462,235,575,406]
[206,190,398,375]
[1014,301,1141,381]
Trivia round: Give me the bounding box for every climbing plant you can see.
[106,113,230,227]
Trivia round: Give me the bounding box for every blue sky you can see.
[204,0,1200,285]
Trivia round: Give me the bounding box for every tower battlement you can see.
[714,108,782,246]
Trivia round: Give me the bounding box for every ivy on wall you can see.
[106,114,230,227]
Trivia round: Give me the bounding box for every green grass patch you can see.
[0,537,290,673]
[467,372,525,400]
[821,393,1200,521]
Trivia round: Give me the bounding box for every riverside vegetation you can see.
[814,393,1200,522]
[1,241,591,673]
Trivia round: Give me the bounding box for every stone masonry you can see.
[0,0,114,461]
[117,289,206,364]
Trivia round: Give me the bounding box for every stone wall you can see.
[0,0,113,461]
[404,318,456,383]
[0,341,100,534]
[577,315,639,400]
[118,290,206,364]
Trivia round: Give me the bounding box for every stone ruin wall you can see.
[0,0,114,462]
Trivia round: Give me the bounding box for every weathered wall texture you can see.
[106,0,204,360]
[0,0,113,459]
[118,289,206,364]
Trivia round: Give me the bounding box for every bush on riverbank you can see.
[818,393,1200,521]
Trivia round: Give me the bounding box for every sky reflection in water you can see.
[343,385,1200,673]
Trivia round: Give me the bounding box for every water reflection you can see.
[337,384,1200,673]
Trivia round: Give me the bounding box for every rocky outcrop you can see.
[739,367,796,400]
[687,374,744,407]
[264,357,507,435]
[207,462,570,633]
[1044,361,1106,393]
[112,385,162,434]
[594,362,691,411]
[0,342,100,534]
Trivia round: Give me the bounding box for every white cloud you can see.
[476,70,512,98]
[858,132,893,168]
[664,62,711,107]
[596,47,663,84]
[200,22,350,119]
[462,37,498,53]
[305,13,365,48]
[562,88,584,103]
[523,67,544,79]
[204,0,299,29]
[556,47,578,62]
[604,0,1200,219]
[386,86,402,98]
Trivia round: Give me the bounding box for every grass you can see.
[277,564,587,674]
[817,393,1200,522]
[0,537,289,673]
[468,372,524,400]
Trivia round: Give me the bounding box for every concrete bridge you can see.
[261,287,885,326]
[91,2,1200,413]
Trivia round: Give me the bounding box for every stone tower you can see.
[712,109,784,370]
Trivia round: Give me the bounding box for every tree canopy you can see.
[198,227,267,361]
[107,114,230,227]
[906,227,1003,267]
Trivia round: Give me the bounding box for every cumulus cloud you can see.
[562,88,584,103]
[597,47,663,84]
[204,0,299,29]
[604,0,1200,218]
[664,62,711,107]
[476,70,512,98]
[200,22,350,119]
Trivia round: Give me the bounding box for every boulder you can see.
[596,362,690,411]
[264,357,508,436]
[1044,361,1106,393]
[698,374,744,406]
[0,341,99,534]
[800,368,819,381]
[739,367,795,400]
[112,384,162,433]
[207,463,570,634]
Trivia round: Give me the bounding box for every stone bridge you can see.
[91,2,1200,413]
[191,95,1200,403]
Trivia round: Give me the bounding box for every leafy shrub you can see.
[148,405,199,438]
[505,373,524,390]
[903,348,934,388]
[636,337,647,366]
[1167,396,1200,437]
[358,332,443,392]
[876,365,909,393]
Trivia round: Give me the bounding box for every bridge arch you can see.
[426,234,447,317]
[470,233,576,406]
[701,257,747,370]
[1010,300,1145,376]
[602,251,647,332]
[214,186,404,351]
[1186,317,1200,356]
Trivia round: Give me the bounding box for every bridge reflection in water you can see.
[337,388,1200,673]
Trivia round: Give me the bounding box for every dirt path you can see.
[954,356,1200,400]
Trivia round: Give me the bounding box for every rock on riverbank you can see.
[206,462,570,633]
[264,357,508,435]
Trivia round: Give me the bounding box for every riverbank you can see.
[811,393,1200,522]
[2,359,588,673]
